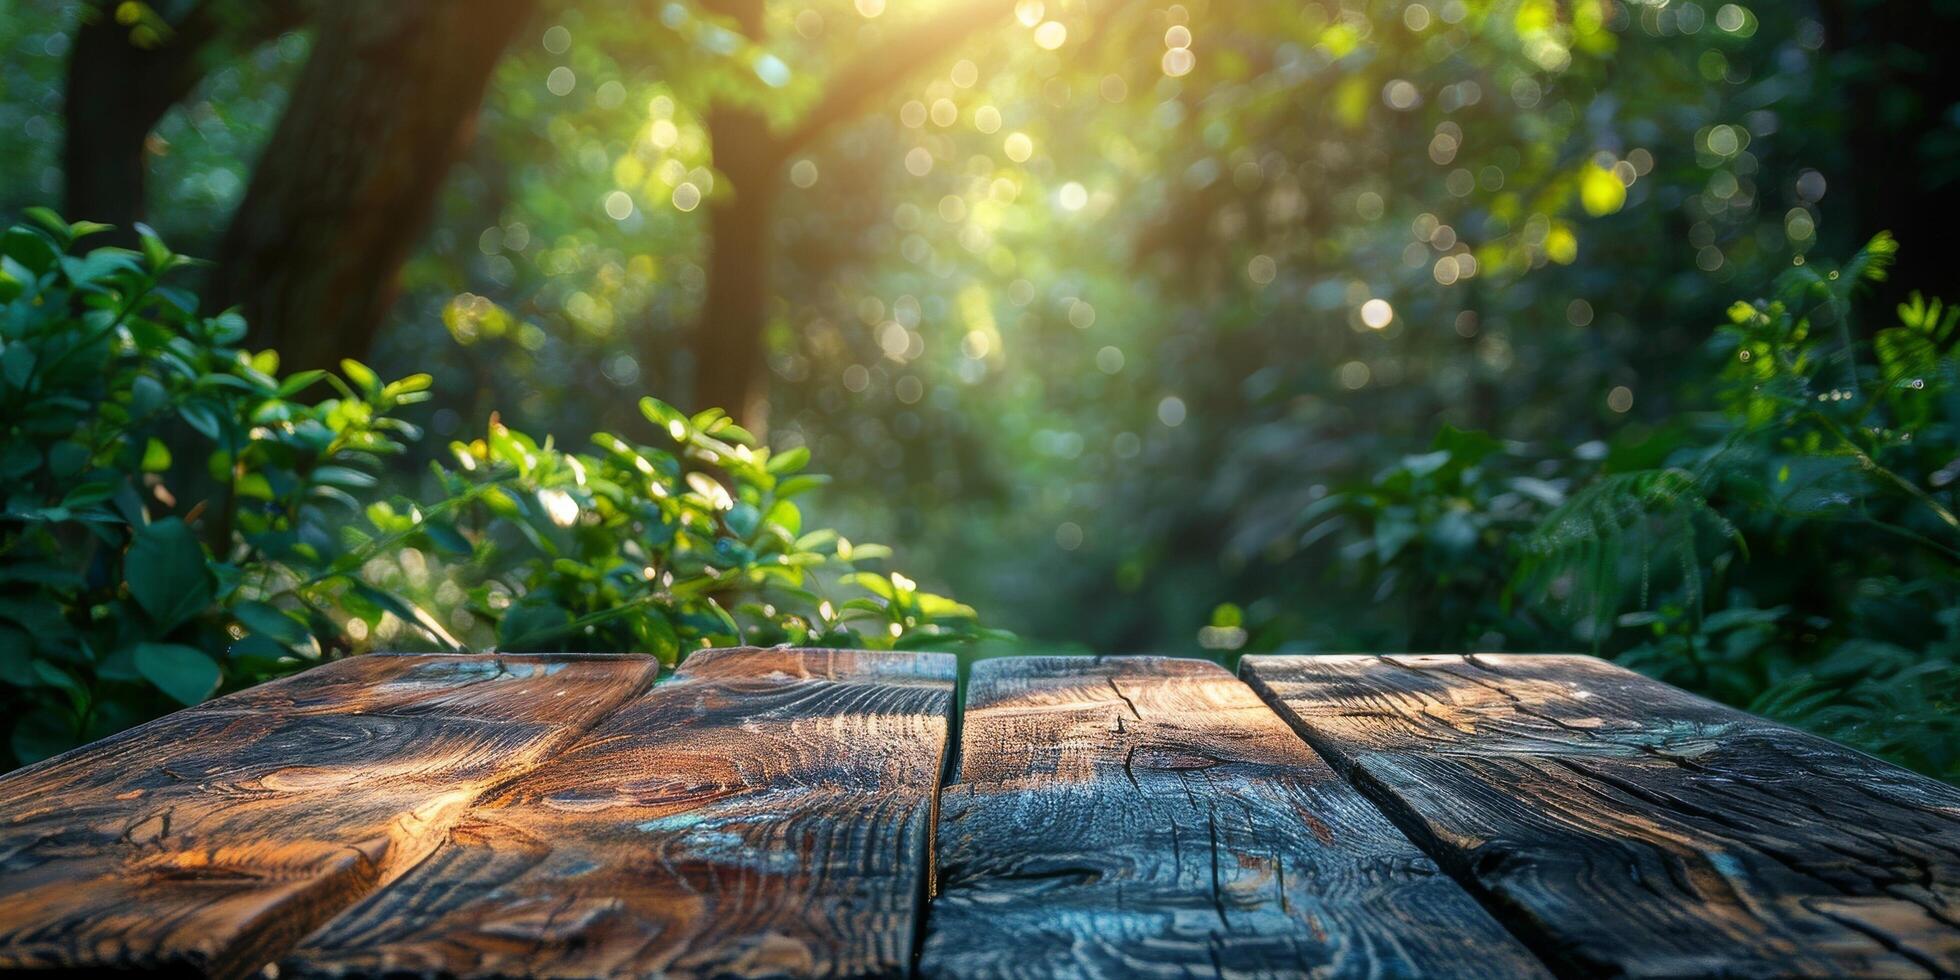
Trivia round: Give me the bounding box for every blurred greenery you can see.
[0,211,994,767]
[2,0,1957,777]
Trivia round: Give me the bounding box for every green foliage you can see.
[0,213,997,769]
[1282,235,1960,780]
[9,0,1959,786]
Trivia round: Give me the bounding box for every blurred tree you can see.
[214,0,534,373]
[687,0,1029,427]
[62,0,304,244]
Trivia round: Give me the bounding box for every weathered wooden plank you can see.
[0,652,656,978]
[284,646,956,979]
[1243,653,1960,977]
[675,643,958,684]
[919,655,1544,978]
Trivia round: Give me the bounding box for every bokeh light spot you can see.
[1360,298,1394,328]
[1247,254,1276,284]
[1157,396,1187,427]
[603,191,633,220]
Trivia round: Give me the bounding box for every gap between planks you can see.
[281,646,956,979]
[915,654,1544,978]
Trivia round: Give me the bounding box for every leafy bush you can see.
[1291,234,1960,780]
[0,211,997,768]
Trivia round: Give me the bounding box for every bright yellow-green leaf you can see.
[141,437,171,472]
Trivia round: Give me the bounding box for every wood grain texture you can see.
[1242,653,1960,978]
[284,646,956,979]
[919,655,1544,979]
[0,652,656,978]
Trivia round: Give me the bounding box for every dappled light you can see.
[2,0,1959,783]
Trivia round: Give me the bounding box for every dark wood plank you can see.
[919,655,1544,978]
[1243,653,1960,977]
[284,646,956,979]
[0,652,657,978]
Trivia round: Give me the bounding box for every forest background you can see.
[2,0,1958,778]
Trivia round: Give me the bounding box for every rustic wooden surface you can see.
[0,652,657,978]
[1243,653,1960,978]
[919,655,1545,978]
[284,647,956,979]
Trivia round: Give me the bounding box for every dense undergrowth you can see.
[3,211,1955,783]
[1272,233,1959,780]
[0,212,999,768]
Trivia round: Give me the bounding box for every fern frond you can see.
[1521,468,1731,557]
[1513,467,1740,645]
[1844,230,1898,284]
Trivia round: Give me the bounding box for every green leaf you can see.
[125,517,214,631]
[766,445,811,474]
[0,343,34,390]
[312,465,377,489]
[725,501,761,538]
[276,369,328,398]
[179,400,224,439]
[48,440,89,477]
[97,645,142,682]
[421,522,473,556]
[135,642,221,705]
[776,474,831,498]
[340,358,380,394]
[499,597,573,651]
[845,572,897,600]
[135,222,172,270]
[0,441,40,479]
[21,207,70,244]
[141,437,172,472]
[61,481,117,509]
[59,249,142,288]
[206,310,247,344]
[233,600,311,647]
[0,625,32,685]
[129,374,167,418]
[1432,425,1504,468]
[229,634,300,673]
[640,396,689,440]
[348,581,463,651]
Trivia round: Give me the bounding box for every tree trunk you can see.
[62,2,232,241]
[210,0,531,373]
[688,105,780,428]
[679,0,1022,429]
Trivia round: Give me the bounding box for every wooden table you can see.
[1,649,1955,978]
